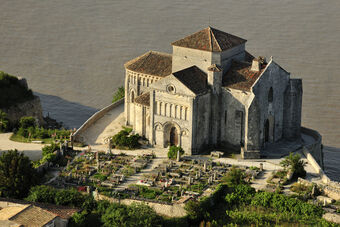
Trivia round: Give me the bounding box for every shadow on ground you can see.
[35,92,99,129]
[323,145,340,182]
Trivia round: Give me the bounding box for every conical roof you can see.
[171,27,246,52]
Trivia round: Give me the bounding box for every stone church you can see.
[124,27,302,158]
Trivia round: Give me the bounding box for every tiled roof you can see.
[124,51,172,77]
[173,66,208,94]
[134,92,150,106]
[0,197,80,220]
[223,61,267,91]
[10,205,57,226]
[171,27,246,52]
[0,205,29,220]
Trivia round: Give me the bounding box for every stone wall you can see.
[301,126,323,168]
[251,60,291,146]
[72,98,124,143]
[2,95,45,126]
[97,194,187,218]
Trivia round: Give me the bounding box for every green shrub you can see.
[19,116,36,129]
[225,184,255,207]
[250,191,324,217]
[221,166,246,185]
[112,86,125,103]
[111,128,140,149]
[167,146,184,159]
[0,110,9,132]
[280,153,306,179]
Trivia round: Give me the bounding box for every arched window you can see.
[268,87,273,103]
[130,91,135,103]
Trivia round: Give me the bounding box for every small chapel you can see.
[124,27,302,158]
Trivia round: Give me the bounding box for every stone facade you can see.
[124,27,303,157]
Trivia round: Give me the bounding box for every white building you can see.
[124,27,302,158]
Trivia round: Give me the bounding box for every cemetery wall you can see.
[97,194,187,218]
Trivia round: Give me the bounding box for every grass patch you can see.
[10,133,55,144]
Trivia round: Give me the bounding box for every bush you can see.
[167,146,184,159]
[111,128,140,149]
[280,153,306,179]
[221,166,246,185]
[26,186,96,212]
[250,191,324,217]
[19,116,36,129]
[112,86,125,103]
[0,110,9,132]
[101,202,162,227]
[225,184,255,207]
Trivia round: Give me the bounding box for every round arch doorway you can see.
[170,127,178,146]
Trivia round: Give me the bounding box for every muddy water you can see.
[0,0,339,180]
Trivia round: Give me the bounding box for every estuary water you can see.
[0,0,339,181]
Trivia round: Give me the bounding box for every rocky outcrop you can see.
[2,95,45,126]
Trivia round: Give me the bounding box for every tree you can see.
[112,86,125,103]
[280,153,306,179]
[101,202,161,227]
[26,185,56,204]
[0,110,9,132]
[0,149,37,198]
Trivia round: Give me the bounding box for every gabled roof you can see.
[172,66,208,94]
[10,205,57,226]
[223,60,267,91]
[134,92,150,106]
[0,197,80,220]
[124,51,172,77]
[171,27,247,52]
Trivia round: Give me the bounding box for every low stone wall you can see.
[301,126,323,169]
[302,147,330,184]
[72,98,124,143]
[97,194,187,218]
[301,127,340,200]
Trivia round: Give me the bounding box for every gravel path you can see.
[0,133,43,161]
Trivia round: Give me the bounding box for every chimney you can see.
[251,56,266,72]
[251,58,260,72]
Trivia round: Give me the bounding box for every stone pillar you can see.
[260,163,263,171]
[177,150,181,162]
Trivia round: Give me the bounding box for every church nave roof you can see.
[124,51,172,77]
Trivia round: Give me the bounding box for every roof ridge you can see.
[209,27,222,51]
[8,204,32,221]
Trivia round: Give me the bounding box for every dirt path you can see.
[0,133,43,161]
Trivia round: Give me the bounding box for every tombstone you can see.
[195,172,199,180]
[311,185,317,197]
[213,172,217,180]
[177,150,181,162]
[188,177,191,185]
[203,162,207,172]
[260,163,264,171]
[164,166,168,173]
[107,140,112,154]
[198,170,201,178]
